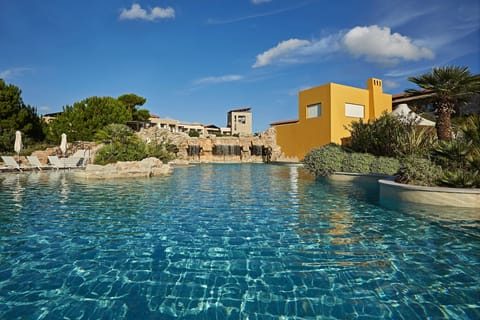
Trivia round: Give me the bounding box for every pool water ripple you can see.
[0,164,479,319]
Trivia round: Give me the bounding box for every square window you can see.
[345,103,364,118]
[307,103,321,118]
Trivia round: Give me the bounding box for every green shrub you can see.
[94,123,134,144]
[188,130,200,137]
[347,112,407,157]
[433,139,472,169]
[347,112,438,158]
[93,124,178,165]
[370,156,401,175]
[146,143,175,163]
[347,119,375,153]
[303,143,346,176]
[466,146,480,171]
[440,168,479,188]
[459,113,480,146]
[95,140,147,165]
[429,114,480,187]
[396,156,442,187]
[394,127,437,158]
[340,152,375,174]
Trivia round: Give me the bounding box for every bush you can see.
[348,113,407,157]
[432,139,480,187]
[303,143,346,176]
[396,156,442,187]
[370,156,401,175]
[394,127,437,158]
[94,123,134,144]
[459,113,480,146]
[95,140,147,165]
[304,144,401,177]
[440,168,479,188]
[146,143,175,163]
[340,152,375,174]
[347,112,437,158]
[188,130,200,137]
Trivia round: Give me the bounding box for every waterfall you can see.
[212,145,241,156]
[250,145,263,156]
[187,145,201,156]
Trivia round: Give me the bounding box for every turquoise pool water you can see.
[0,164,478,319]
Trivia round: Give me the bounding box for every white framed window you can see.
[238,115,246,124]
[307,103,321,119]
[345,103,364,118]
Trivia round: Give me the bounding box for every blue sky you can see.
[1,0,479,132]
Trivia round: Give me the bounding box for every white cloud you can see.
[384,66,434,78]
[194,75,244,85]
[119,3,175,21]
[383,80,400,89]
[0,67,32,80]
[253,39,311,68]
[342,25,434,64]
[378,5,437,29]
[251,0,272,4]
[208,3,309,25]
[252,25,435,68]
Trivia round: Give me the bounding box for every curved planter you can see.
[328,172,393,183]
[379,179,480,209]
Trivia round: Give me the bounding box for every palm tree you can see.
[406,66,480,141]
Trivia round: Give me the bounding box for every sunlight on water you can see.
[0,164,478,319]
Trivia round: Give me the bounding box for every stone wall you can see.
[137,127,294,163]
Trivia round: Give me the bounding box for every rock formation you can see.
[74,157,172,179]
[137,127,289,163]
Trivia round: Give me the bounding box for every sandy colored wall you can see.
[275,84,332,159]
[330,83,369,144]
[368,78,392,119]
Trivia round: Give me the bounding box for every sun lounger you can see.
[64,157,82,168]
[48,156,67,169]
[48,156,84,169]
[26,156,51,171]
[1,156,23,171]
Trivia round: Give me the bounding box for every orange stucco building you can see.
[271,78,392,161]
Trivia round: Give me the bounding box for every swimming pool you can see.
[0,164,478,319]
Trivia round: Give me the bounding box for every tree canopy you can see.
[47,96,132,142]
[0,79,45,152]
[117,93,150,122]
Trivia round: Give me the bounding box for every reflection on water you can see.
[288,166,299,205]
[2,174,24,208]
[59,172,70,204]
[328,211,355,244]
[382,199,480,238]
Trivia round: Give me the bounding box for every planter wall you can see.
[379,179,480,209]
[327,172,393,183]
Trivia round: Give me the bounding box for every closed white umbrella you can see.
[14,131,22,161]
[392,104,436,126]
[60,133,67,156]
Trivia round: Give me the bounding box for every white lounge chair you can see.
[26,156,51,171]
[64,157,82,168]
[1,156,23,171]
[48,156,67,170]
[48,156,83,169]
